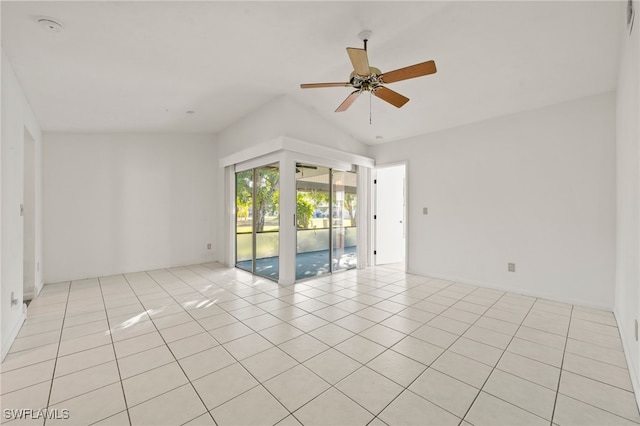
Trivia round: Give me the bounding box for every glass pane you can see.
[296,164,331,280]
[235,169,253,273]
[255,164,279,280]
[332,170,357,272]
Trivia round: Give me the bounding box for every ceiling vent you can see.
[38,18,63,33]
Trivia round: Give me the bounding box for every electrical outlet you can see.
[207,243,212,250]
[508,263,515,272]
[423,207,428,215]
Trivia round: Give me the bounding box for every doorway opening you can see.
[23,129,36,300]
[375,163,406,268]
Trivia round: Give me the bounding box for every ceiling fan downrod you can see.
[358,29,373,50]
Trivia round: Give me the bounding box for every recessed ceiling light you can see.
[38,18,63,33]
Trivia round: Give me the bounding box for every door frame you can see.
[23,128,37,300]
[374,161,408,271]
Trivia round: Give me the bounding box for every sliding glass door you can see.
[235,163,280,280]
[296,165,331,279]
[236,161,356,282]
[235,170,253,273]
[332,170,357,272]
[255,165,279,279]
[295,164,357,280]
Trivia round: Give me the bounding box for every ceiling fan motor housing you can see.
[350,67,383,92]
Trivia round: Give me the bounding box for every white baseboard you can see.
[23,280,44,302]
[615,310,640,410]
[409,270,613,311]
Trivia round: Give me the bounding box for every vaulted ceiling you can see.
[1,1,624,145]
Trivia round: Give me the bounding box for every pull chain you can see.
[369,90,372,125]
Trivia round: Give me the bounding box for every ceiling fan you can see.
[300,30,437,112]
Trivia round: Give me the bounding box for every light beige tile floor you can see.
[2,263,640,425]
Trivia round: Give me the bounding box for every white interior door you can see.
[375,164,406,265]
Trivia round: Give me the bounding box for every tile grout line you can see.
[120,270,219,426]
[323,280,510,424]
[550,306,640,424]
[160,267,299,420]
[456,293,541,424]
[379,283,520,424]
[184,265,640,425]
[97,276,133,426]
[15,264,635,426]
[183,264,414,424]
[549,304,573,425]
[278,270,426,425]
[191,265,635,424]
[166,266,333,425]
[268,276,512,423]
[154,266,334,423]
[42,281,72,426]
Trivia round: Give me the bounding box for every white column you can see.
[278,152,297,285]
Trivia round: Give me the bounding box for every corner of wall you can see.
[614,3,640,409]
[1,49,43,360]
[281,96,369,156]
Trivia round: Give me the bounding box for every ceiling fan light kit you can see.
[300,30,437,114]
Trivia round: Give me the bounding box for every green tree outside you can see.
[296,193,314,228]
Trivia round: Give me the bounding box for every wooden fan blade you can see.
[335,90,361,112]
[381,60,437,84]
[346,47,370,76]
[374,86,409,108]
[300,82,351,89]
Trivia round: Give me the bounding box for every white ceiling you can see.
[1,1,624,145]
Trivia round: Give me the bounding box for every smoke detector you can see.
[38,18,63,33]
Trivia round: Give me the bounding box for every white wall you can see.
[217,96,369,159]
[1,50,43,360]
[615,8,640,405]
[281,97,369,157]
[373,92,617,309]
[217,97,288,159]
[43,133,217,283]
